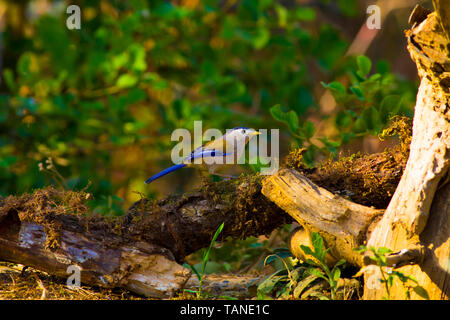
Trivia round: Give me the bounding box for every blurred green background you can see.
[0,0,427,216]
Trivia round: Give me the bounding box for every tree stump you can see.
[362,3,450,300]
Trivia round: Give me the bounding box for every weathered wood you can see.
[0,213,190,298]
[261,169,384,267]
[124,176,290,262]
[0,182,285,298]
[363,5,450,300]
[0,145,410,298]
[0,209,262,299]
[184,274,261,299]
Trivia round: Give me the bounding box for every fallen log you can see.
[0,145,407,298]
[0,182,283,298]
[0,210,190,298]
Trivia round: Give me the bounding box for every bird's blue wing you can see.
[184,148,232,163]
[145,149,234,184]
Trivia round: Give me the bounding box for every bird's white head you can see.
[224,127,260,146]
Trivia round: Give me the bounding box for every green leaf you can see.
[334,259,346,269]
[368,73,382,82]
[202,222,225,271]
[413,286,430,300]
[350,85,364,100]
[354,245,368,253]
[306,268,327,281]
[332,267,341,282]
[270,105,301,135]
[387,275,394,287]
[376,60,391,74]
[322,81,348,103]
[275,4,288,27]
[270,104,286,122]
[273,247,294,259]
[303,121,315,139]
[286,111,299,133]
[184,289,199,294]
[116,74,138,88]
[276,284,292,298]
[252,27,270,49]
[311,232,324,258]
[323,81,346,94]
[295,7,316,21]
[219,295,238,300]
[392,271,408,283]
[304,258,319,266]
[357,55,372,76]
[377,247,393,256]
[293,274,318,298]
[3,69,16,91]
[300,244,314,256]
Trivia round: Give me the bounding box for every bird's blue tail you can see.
[144,163,187,184]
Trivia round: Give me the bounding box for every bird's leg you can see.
[208,166,237,180]
[211,172,237,180]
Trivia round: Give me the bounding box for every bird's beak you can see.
[251,131,261,136]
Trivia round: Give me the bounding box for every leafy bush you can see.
[0,0,416,210]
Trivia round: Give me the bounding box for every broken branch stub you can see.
[261,169,384,267]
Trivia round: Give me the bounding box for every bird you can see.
[145,127,260,184]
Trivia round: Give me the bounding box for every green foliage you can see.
[0,0,376,204]
[185,222,225,299]
[354,246,430,300]
[270,55,416,166]
[299,232,346,300]
[257,249,301,300]
[0,2,417,205]
[257,233,347,300]
[324,55,416,136]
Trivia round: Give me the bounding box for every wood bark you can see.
[261,169,383,267]
[0,208,262,298]
[0,180,283,298]
[362,4,450,300]
[0,149,399,298]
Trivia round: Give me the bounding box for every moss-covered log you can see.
[123,175,290,262]
[0,143,409,297]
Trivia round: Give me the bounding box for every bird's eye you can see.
[242,129,246,134]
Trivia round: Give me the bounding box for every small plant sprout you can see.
[185,222,225,299]
[299,232,346,300]
[354,246,430,300]
[38,157,69,190]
